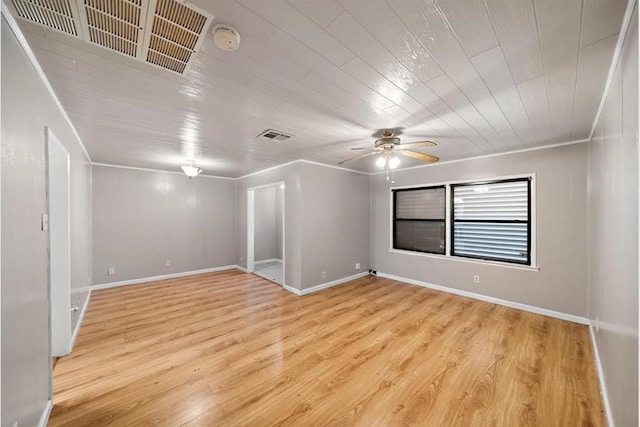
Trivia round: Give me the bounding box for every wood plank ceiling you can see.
[15,0,628,177]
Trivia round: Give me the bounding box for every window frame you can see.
[392,185,446,255]
[450,177,532,266]
[388,174,537,270]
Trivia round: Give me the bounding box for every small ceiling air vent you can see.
[258,129,293,142]
[7,0,213,75]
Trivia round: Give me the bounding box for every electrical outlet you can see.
[165,260,171,267]
[473,275,480,283]
[108,268,115,276]
[321,271,326,278]
[355,263,361,270]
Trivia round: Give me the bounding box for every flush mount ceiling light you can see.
[181,161,202,179]
[212,24,241,51]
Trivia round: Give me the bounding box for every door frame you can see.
[46,127,72,357]
[247,181,285,285]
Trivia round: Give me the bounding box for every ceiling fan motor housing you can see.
[375,136,400,148]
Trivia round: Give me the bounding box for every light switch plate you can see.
[41,213,49,231]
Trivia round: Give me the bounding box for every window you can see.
[451,178,531,265]
[390,176,534,267]
[393,186,445,254]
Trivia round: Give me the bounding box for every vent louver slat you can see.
[8,0,212,75]
[147,50,186,74]
[149,35,191,63]
[88,27,137,56]
[152,16,199,50]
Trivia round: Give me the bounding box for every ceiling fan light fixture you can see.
[388,156,401,169]
[181,162,202,178]
[376,156,387,169]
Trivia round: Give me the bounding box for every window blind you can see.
[393,186,445,255]
[452,179,530,264]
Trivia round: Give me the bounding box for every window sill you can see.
[388,248,540,272]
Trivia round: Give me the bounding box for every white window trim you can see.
[388,173,538,270]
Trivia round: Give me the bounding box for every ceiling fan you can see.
[338,130,440,170]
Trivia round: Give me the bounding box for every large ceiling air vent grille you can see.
[7,0,213,75]
[11,0,79,36]
[144,0,209,74]
[83,0,143,58]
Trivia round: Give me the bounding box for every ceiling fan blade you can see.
[397,150,440,163]
[350,147,382,151]
[338,151,381,165]
[395,140,437,149]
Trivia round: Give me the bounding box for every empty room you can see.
[1,0,638,425]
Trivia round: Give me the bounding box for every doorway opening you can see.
[46,128,72,358]
[247,182,285,285]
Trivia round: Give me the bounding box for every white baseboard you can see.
[588,323,615,427]
[255,258,283,265]
[283,284,301,295]
[70,289,91,349]
[38,399,53,427]
[235,264,248,273]
[376,272,589,325]
[92,265,238,290]
[283,272,370,296]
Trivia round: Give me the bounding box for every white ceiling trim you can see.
[91,162,235,180]
[235,159,301,180]
[588,0,638,139]
[1,1,92,162]
[235,159,370,181]
[92,158,368,181]
[298,159,370,175]
[94,137,592,181]
[371,138,591,175]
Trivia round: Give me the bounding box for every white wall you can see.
[299,162,370,289]
[254,185,279,261]
[371,143,588,317]
[92,165,236,285]
[587,8,638,426]
[1,14,92,427]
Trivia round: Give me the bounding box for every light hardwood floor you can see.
[50,270,604,426]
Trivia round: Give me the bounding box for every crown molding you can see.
[371,138,590,175]
[588,0,638,139]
